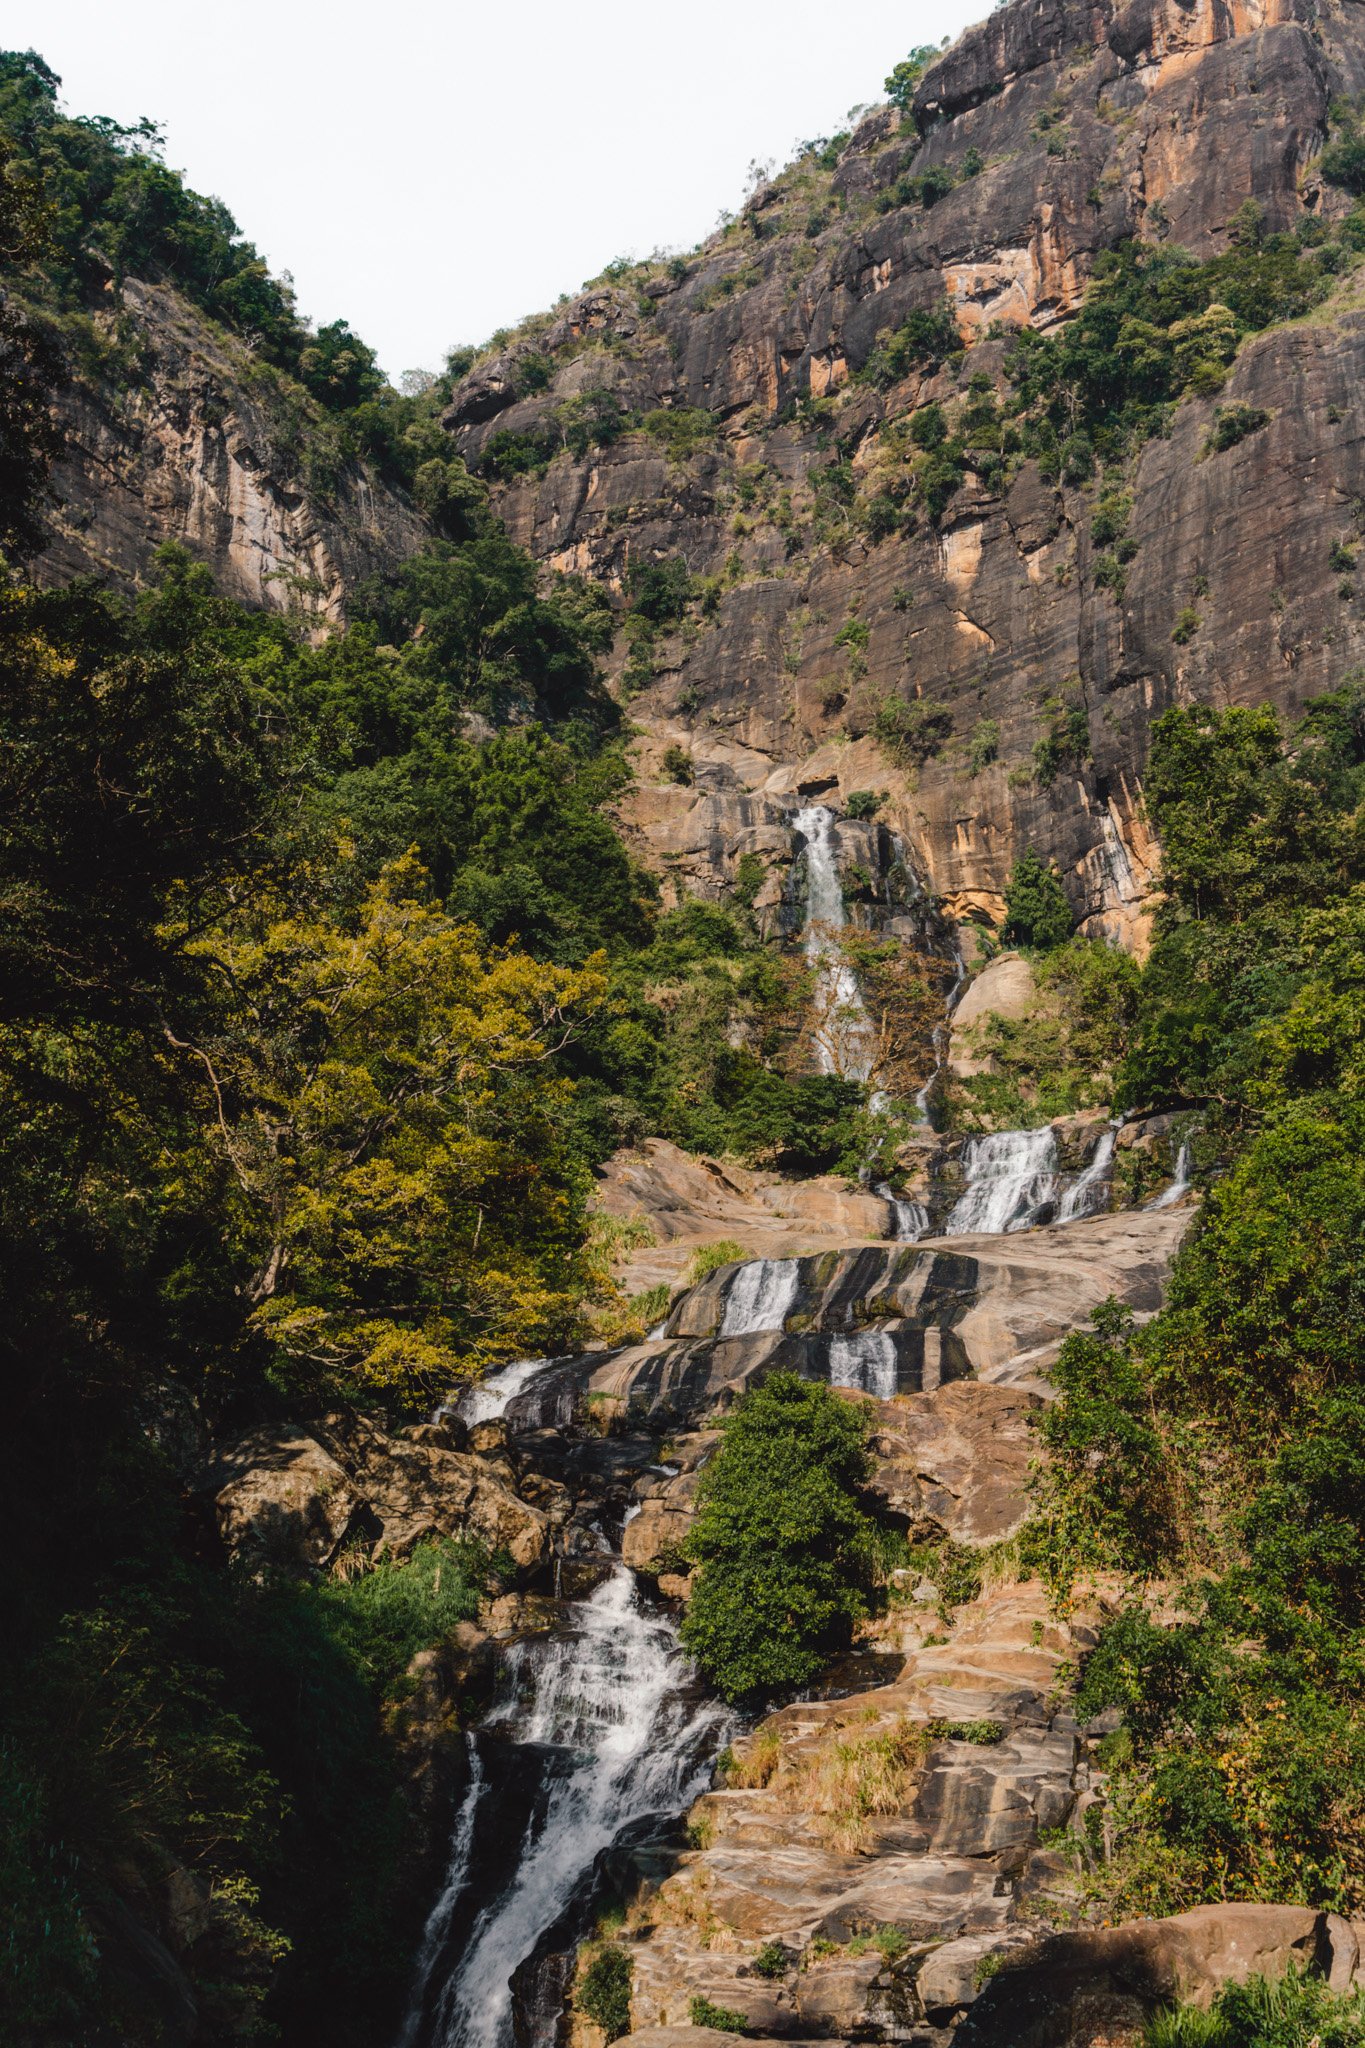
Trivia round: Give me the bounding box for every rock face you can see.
[202,1413,551,1574]
[38,279,426,618]
[418,0,1365,941]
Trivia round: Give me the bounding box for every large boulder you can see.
[204,1416,550,1576]
[949,954,1047,1079]
[958,1904,1342,2047]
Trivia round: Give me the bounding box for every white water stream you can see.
[945,1126,1059,1235]
[1148,1138,1193,1209]
[1056,1123,1118,1223]
[455,1356,555,1427]
[409,1568,729,2048]
[718,1256,800,1336]
[828,1329,900,1399]
[793,803,876,1084]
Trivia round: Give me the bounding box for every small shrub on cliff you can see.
[1202,402,1270,455]
[681,1374,876,1701]
[690,1994,747,2031]
[578,1944,633,2040]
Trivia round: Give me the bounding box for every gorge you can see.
[3,3,1365,2046]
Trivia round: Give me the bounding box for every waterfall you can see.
[1056,1123,1118,1223]
[456,1357,555,1427]
[1148,1138,1193,1209]
[945,1127,1058,1236]
[410,1568,729,2048]
[915,936,967,1124]
[718,1257,800,1337]
[397,1745,487,2047]
[792,804,875,1083]
[877,1183,929,1241]
[828,1330,899,1399]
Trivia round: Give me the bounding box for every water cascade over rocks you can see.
[718,1256,801,1336]
[1056,1123,1119,1223]
[946,1127,1060,1236]
[402,1569,728,2048]
[828,1329,900,1399]
[793,803,876,1083]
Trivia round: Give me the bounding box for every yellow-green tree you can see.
[187,854,607,1403]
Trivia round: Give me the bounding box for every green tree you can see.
[884,46,940,111]
[1002,850,1072,951]
[681,1373,876,1700]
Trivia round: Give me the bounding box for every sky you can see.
[26,0,985,383]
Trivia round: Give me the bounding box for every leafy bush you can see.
[641,406,716,460]
[874,697,954,765]
[1203,402,1270,455]
[681,1374,876,1701]
[661,743,694,785]
[859,302,959,388]
[579,1945,633,2040]
[844,789,886,819]
[688,1239,749,1281]
[690,1994,748,2031]
[1147,1966,1365,2046]
[1003,852,1073,951]
[884,46,940,110]
[969,719,1000,773]
[753,1941,792,1979]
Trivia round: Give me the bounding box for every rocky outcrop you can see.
[38,279,426,618]
[202,1413,551,1574]
[949,952,1046,1077]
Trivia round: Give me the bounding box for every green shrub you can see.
[687,1239,749,1281]
[874,697,954,766]
[1147,1966,1365,2046]
[885,47,939,110]
[579,1944,633,2040]
[1171,605,1202,644]
[752,1941,791,1979]
[641,406,716,460]
[859,302,959,388]
[844,789,886,820]
[690,1994,748,2031]
[969,719,1000,774]
[1202,403,1270,455]
[1002,851,1073,951]
[661,744,694,785]
[681,1374,876,1701]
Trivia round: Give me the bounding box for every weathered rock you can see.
[949,955,1046,1079]
[208,1427,363,1572]
[958,1904,1340,2047]
[39,280,426,617]
[204,1415,550,1575]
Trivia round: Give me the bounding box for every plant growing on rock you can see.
[680,1373,877,1701]
[578,1944,633,2040]
[1002,851,1073,951]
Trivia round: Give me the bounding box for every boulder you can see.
[949,955,1046,1079]
[958,1904,1338,2047]
[209,1427,363,1572]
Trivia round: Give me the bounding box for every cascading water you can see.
[404,1568,729,2048]
[455,1356,555,1427]
[1056,1123,1118,1223]
[397,1747,487,2048]
[946,1127,1059,1236]
[878,1186,929,1241]
[1148,1138,1193,1209]
[792,804,875,1083]
[828,1330,899,1399]
[718,1257,800,1337]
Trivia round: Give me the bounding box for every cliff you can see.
[427,0,1365,942]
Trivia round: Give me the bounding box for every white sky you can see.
[23,0,985,382]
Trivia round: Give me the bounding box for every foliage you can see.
[951,937,1140,1129]
[884,46,940,111]
[1003,851,1073,951]
[1003,231,1350,464]
[1203,402,1270,455]
[752,1941,792,1979]
[681,1374,876,1702]
[858,301,959,388]
[0,129,62,553]
[690,1994,748,2031]
[579,1944,633,2040]
[844,788,886,819]
[688,1239,749,1281]
[874,695,953,765]
[1146,1968,1365,2047]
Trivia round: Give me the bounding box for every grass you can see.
[722,1728,781,1788]
[779,1714,926,1852]
[687,1238,749,1281]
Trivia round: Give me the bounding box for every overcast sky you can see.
[27,0,985,382]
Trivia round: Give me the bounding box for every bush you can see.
[1203,402,1270,455]
[1002,851,1073,951]
[579,1945,633,2040]
[874,697,954,766]
[859,302,959,388]
[1146,1966,1365,2046]
[752,1941,792,1979]
[687,1239,748,1281]
[661,744,694,785]
[681,1374,876,1701]
[690,1994,747,2031]
[844,789,886,820]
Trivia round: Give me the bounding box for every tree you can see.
[1002,850,1072,951]
[681,1372,876,1700]
[884,46,940,112]
[0,132,62,553]
[191,854,609,1402]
